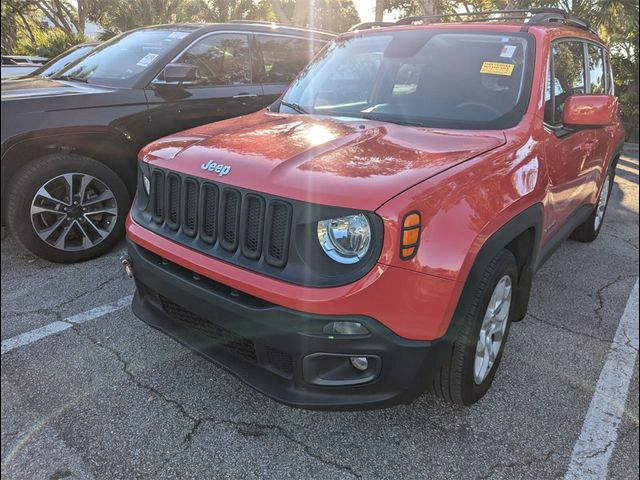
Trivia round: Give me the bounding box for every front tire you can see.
[431,249,518,406]
[570,168,614,243]
[6,153,130,263]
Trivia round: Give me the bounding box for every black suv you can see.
[1,22,333,262]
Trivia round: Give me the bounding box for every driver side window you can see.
[545,41,586,125]
[172,33,252,86]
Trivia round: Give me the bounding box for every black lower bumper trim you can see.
[127,238,447,410]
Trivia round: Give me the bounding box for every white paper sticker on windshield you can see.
[168,31,189,39]
[136,53,158,67]
[500,45,517,58]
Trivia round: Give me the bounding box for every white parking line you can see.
[565,278,639,480]
[1,295,133,355]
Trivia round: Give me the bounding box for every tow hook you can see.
[120,256,134,279]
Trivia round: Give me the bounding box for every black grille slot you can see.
[159,296,257,362]
[165,174,181,230]
[199,183,219,244]
[219,189,241,251]
[241,194,265,259]
[151,170,164,224]
[265,201,292,267]
[182,178,198,237]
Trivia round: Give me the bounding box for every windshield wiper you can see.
[280,100,308,114]
[359,113,424,128]
[55,75,89,84]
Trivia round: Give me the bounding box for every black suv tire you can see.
[6,153,130,263]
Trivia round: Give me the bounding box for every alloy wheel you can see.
[30,173,118,251]
[594,175,611,231]
[473,275,512,385]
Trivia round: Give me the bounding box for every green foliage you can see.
[15,28,88,58]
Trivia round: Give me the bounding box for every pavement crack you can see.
[206,419,363,478]
[2,272,122,320]
[70,327,200,437]
[475,450,556,480]
[594,275,637,326]
[528,313,610,345]
[604,229,639,250]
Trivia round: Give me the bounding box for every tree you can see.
[29,0,89,35]
[268,0,311,25]
[375,0,384,21]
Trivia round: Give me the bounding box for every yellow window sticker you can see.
[480,61,515,76]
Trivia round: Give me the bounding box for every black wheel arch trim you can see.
[447,203,544,335]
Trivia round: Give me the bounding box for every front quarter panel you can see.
[377,124,547,285]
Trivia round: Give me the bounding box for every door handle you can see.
[232,93,258,99]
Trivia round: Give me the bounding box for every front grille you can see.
[159,295,257,362]
[149,169,292,267]
[158,294,294,377]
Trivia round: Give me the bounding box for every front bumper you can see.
[127,239,448,410]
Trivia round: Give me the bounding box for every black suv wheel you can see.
[6,153,130,263]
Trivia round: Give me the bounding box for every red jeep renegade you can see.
[125,9,626,409]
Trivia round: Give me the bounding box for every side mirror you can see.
[562,95,617,128]
[161,63,198,84]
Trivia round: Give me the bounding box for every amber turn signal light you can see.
[400,211,421,260]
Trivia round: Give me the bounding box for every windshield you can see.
[33,44,96,77]
[281,30,533,129]
[53,28,194,87]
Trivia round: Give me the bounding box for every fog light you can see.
[350,356,369,371]
[323,321,369,335]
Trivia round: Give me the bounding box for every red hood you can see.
[141,110,506,211]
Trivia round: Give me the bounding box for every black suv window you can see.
[588,44,606,94]
[256,35,324,84]
[545,41,586,125]
[175,33,252,86]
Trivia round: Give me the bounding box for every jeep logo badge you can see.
[200,160,231,177]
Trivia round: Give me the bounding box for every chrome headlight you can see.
[317,214,371,264]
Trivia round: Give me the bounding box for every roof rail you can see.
[395,8,596,34]
[349,21,396,31]
[227,19,337,34]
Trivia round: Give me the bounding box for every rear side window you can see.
[174,33,252,86]
[545,41,586,125]
[588,44,606,94]
[256,35,324,84]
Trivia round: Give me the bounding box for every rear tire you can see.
[431,249,518,406]
[570,168,614,243]
[6,153,130,263]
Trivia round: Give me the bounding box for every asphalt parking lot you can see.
[1,152,638,480]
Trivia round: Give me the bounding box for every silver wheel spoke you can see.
[54,221,74,248]
[31,204,66,216]
[78,175,94,204]
[61,173,75,200]
[474,275,513,385]
[83,215,109,239]
[34,186,70,207]
[75,220,96,247]
[37,216,68,240]
[82,190,115,206]
[84,207,117,216]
